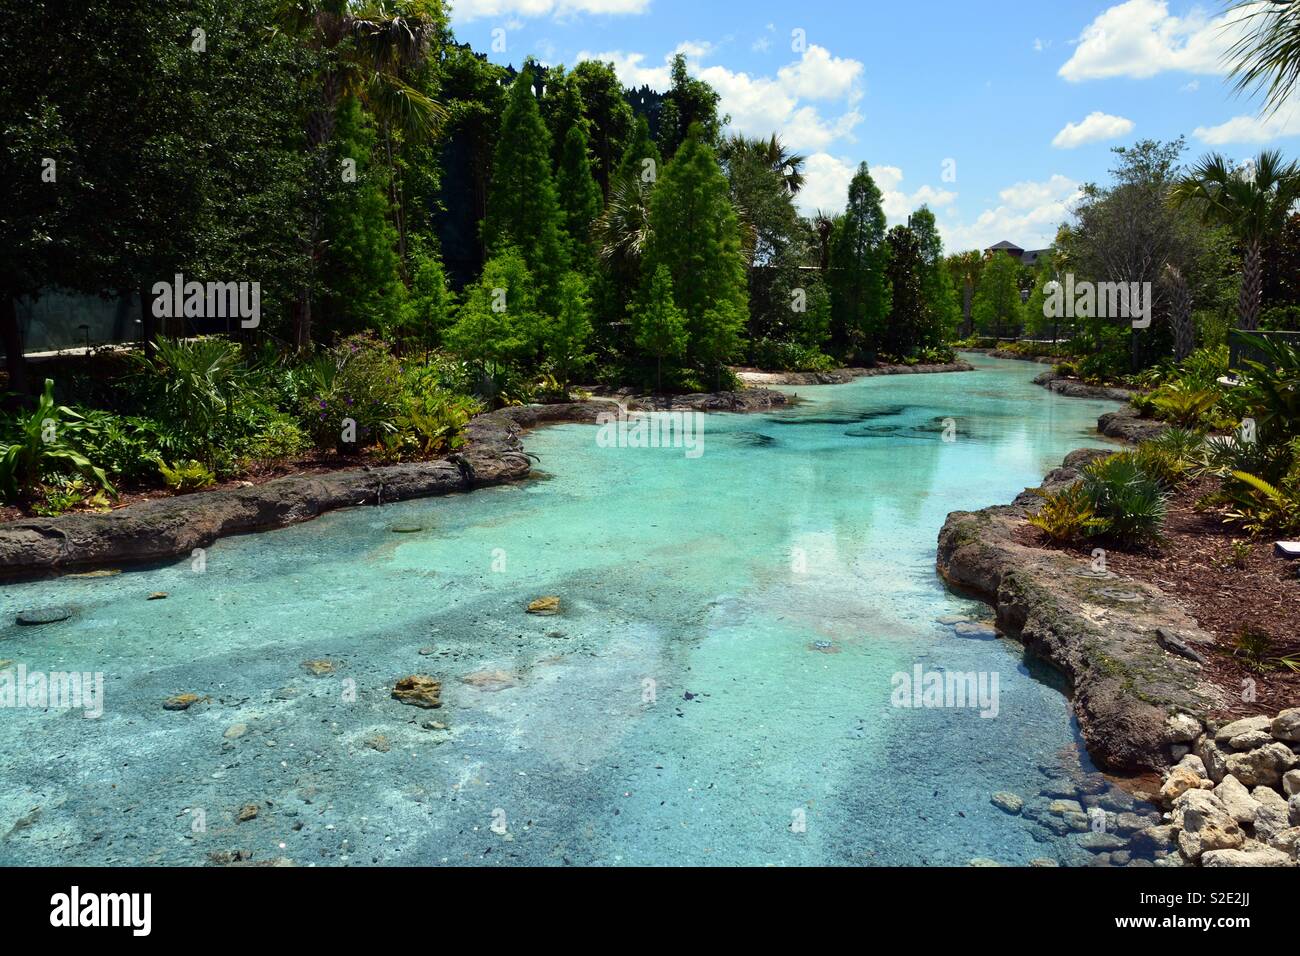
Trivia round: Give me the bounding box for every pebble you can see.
[16,607,71,625]
[223,723,249,740]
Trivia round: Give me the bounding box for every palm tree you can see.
[276,1,446,348]
[594,175,654,271]
[1225,0,1300,116]
[720,134,806,195]
[1169,150,1300,332]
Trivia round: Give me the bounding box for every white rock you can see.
[1267,826,1300,859]
[1165,712,1202,744]
[1292,793,1300,827]
[1215,715,1273,744]
[1177,754,1208,777]
[1174,790,1244,862]
[1201,846,1295,867]
[1212,775,1260,825]
[1224,742,1298,788]
[1195,736,1230,783]
[1283,769,1300,797]
[1228,729,1276,751]
[1272,708,1300,743]
[1161,763,1212,804]
[1252,786,1292,842]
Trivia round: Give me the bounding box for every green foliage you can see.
[129,336,247,463]
[546,272,595,389]
[749,338,836,373]
[299,334,405,453]
[1222,469,1300,535]
[397,242,455,351]
[632,265,689,390]
[881,224,928,360]
[971,251,1024,340]
[159,459,217,494]
[32,477,110,517]
[1134,381,1225,428]
[482,68,570,311]
[0,379,113,502]
[1080,453,1169,547]
[615,115,662,187]
[656,54,724,158]
[1236,330,1300,444]
[384,389,482,461]
[640,125,748,384]
[556,123,603,272]
[445,246,536,379]
[1028,484,1107,544]
[828,163,889,358]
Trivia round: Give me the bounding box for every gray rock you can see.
[1212,775,1261,825]
[1048,799,1085,817]
[1201,845,1295,867]
[1283,769,1300,797]
[1228,729,1276,751]
[1252,787,1292,842]
[1274,709,1300,743]
[1196,736,1230,783]
[1077,832,1127,851]
[1224,742,1298,788]
[952,621,998,639]
[1040,779,1079,799]
[15,607,71,625]
[1292,793,1300,827]
[1215,715,1273,744]
[1132,825,1176,853]
[1029,858,1059,867]
[1268,827,1300,858]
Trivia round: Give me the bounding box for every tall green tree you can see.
[656,55,725,159]
[1169,150,1300,333]
[632,265,689,391]
[399,240,455,351]
[556,124,603,274]
[571,60,635,200]
[972,250,1025,340]
[641,125,748,384]
[882,225,926,358]
[907,207,960,347]
[615,115,663,186]
[828,163,890,358]
[483,68,570,313]
[445,245,535,378]
[546,272,594,388]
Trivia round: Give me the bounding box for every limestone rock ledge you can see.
[733,362,973,386]
[936,447,1228,773]
[0,401,618,578]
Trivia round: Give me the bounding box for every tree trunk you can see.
[138,285,158,357]
[2,293,27,408]
[1241,238,1263,331]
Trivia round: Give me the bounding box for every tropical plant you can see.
[159,459,217,494]
[1235,329,1300,443]
[32,477,110,517]
[1028,483,1106,544]
[130,336,247,461]
[1080,453,1169,546]
[1222,470,1300,535]
[299,334,405,453]
[1146,382,1224,428]
[1225,0,1300,116]
[0,379,113,502]
[1169,150,1300,332]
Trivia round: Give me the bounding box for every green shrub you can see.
[749,337,837,373]
[158,460,217,494]
[1080,453,1169,547]
[32,477,110,517]
[1028,484,1106,544]
[299,334,404,454]
[129,337,248,463]
[0,379,114,502]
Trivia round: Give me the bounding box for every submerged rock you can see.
[991,792,1023,815]
[16,606,71,625]
[391,676,442,709]
[237,804,259,823]
[527,596,560,616]
[461,670,518,692]
[162,693,207,711]
[147,592,168,601]
[301,659,336,677]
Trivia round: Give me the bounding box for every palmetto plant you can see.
[0,380,113,502]
[594,174,654,270]
[1225,0,1300,117]
[1169,150,1300,332]
[721,134,807,195]
[1236,329,1300,444]
[130,337,247,462]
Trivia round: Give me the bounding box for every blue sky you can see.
[448,0,1300,253]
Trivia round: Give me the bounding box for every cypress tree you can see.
[640,124,748,386]
[828,162,890,359]
[483,69,569,313]
[615,114,662,187]
[633,265,689,392]
[557,123,603,274]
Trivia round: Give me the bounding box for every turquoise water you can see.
[0,353,1140,867]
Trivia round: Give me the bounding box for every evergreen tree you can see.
[882,225,926,359]
[399,241,455,352]
[972,250,1025,341]
[1025,252,1059,340]
[641,125,748,385]
[547,272,595,388]
[615,115,662,186]
[908,206,960,348]
[571,60,635,200]
[656,55,724,158]
[828,163,890,359]
[483,69,569,312]
[633,266,689,391]
[557,123,603,274]
[445,246,536,377]
[321,97,406,338]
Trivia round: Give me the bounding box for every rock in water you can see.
[301,659,336,676]
[392,675,442,709]
[389,525,425,534]
[163,693,206,711]
[527,596,561,616]
[16,607,71,625]
[461,670,518,692]
[991,792,1023,815]
[237,804,259,822]
[147,592,168,601]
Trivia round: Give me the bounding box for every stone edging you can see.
[733,361,973,386]
[0,392,794,578]
[937,447,1229,774]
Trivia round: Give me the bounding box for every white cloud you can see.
[941,175,1082,253]
[452,0,650,21]
[1194,97,1300,144]
[776,45,865,101]
[795,158,956,222]
[1051,111,1135,148]
[1058,0,1258,83]
[752,36,771,53]
[1181,80,1200,93]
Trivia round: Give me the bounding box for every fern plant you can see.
[158,460,217,494]
[1223,470,1300,535]
[0,379,114,503]
[1028,484,1107,544]
[1080,453,1169,547]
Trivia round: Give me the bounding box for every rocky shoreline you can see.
[937,447,1229,774]
[1032,369,1138,403]
[734,361,973,386]
[0,391,791,578]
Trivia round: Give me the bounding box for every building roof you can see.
[987,240,1024,252]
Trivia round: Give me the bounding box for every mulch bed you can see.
[1017,477,1300,720]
